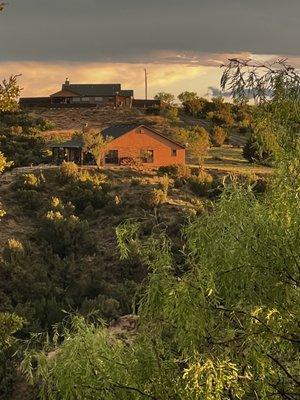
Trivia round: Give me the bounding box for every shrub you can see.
[211,126,227,147]
[158,164,191,179]
[0,130,47,167]
[188,169,214,196]
[63,179,106,213]
[146,189,167,207]
[243,132,278,166]
[39,210,96,258]
[158,174,171,194]
[15,189,44,211]
[160,106,180,122]
[59,161,79,181]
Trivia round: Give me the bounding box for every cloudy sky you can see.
[1,0,299,98]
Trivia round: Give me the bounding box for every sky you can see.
[0,0,300,98]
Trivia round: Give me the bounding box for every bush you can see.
[16,189,44,211]
[158,174,171,194]
[14,172,45,190]
[160,106,179,122]
[146,189,167,207]
[158,164,191,179]
[211,126,227,147]
[63,179,106,213]
[0,131,47,167]
[188,169,214,196]
[39,210,96,258]
[59,161,79,181]
[243,132,277,166]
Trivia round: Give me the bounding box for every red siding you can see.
[105,126,185,166]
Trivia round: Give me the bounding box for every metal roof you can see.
[50,137,84,148]
[62,83,122,96]
[102,124,140,139]
[50,125,185,149]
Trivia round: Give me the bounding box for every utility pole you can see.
[144,69,148,100]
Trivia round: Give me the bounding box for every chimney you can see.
[65,77,70,86]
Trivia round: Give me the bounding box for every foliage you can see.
[38,202,96,259]
[0,151,12,174]
[243,131,278,166]
[146,188,167,207]
[159,106,180,122]
[83,129,113,168]
[0,75,21,112]
[59,161,79,181]
[210,126,227,147]
[187,126,211,165]
[0,129,48,167]
[182,97,208,117]
[23,154,300,399]
[178,91,198,103]
[158,164,191,179]
[0,312,24,396]
[188,169,214,196]
[154,92,175,105]
[221,58,300,163]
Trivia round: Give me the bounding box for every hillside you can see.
[30,107,178,141]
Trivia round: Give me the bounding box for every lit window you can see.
[172,149,177,157]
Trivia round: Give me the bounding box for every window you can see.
[172,149,177,157]
[105,150,119,164]
[140,150,154,163]
[72,97,81,103]
[82,97,90,102]
[95,97,104,102]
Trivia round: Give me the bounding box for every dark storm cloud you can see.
[0,0,299,62]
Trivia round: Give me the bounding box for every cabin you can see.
[20,79,134,108]
[51,124,186,167]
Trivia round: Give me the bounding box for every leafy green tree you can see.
[83,129,113,168]
[182,97,208,117]
[221,58,300,162]
[178,91,198,103]
[187,126,210,165]
[154,91,175,105]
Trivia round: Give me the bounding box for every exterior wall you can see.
[105,127,185,167]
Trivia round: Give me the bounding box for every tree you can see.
[0,75,21,112]
[154,92,175,106]
[187,126,210,165]
[83,129,113,168]
[221,58,300,159]
[0,3,6,12]
[178,91,198,103]
[210,126,227,147]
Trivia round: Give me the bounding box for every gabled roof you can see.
[102,124,186,148]
[62,83,122,97]
[102,124,140,139]
[50,137,84,148]
[50,89,80,98]
[50,125,185,149]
